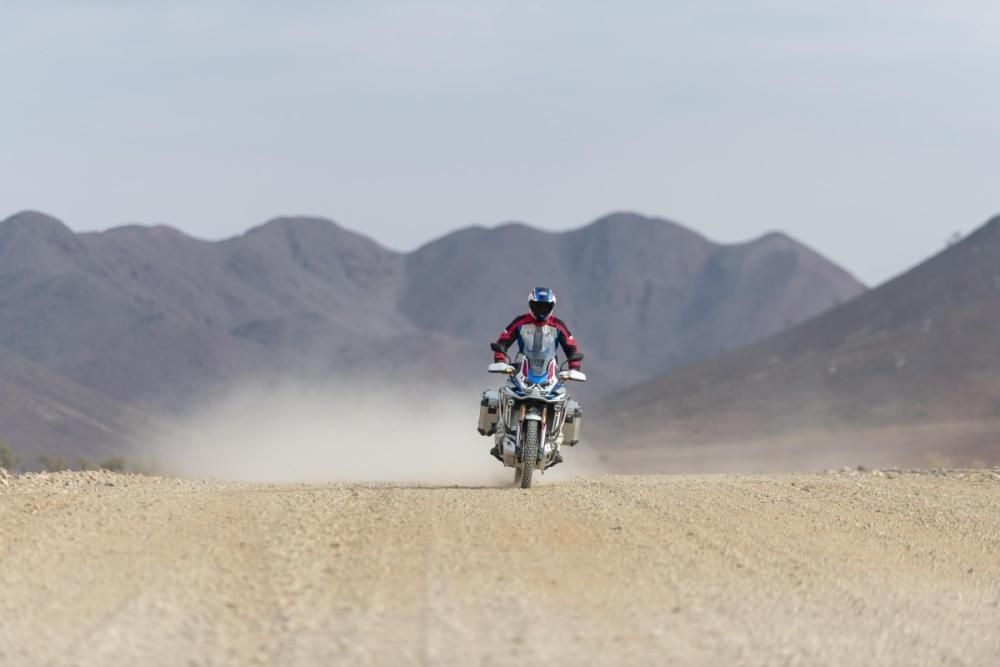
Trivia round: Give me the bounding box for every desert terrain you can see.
[2,468,999,666]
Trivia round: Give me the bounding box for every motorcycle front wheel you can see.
[519,420,539,489]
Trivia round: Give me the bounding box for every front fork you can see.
[499,400,558,468]
[519,405,547,467]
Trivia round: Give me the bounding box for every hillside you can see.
[0,210,862,413]
[0,345,153,463]
[403,212,863,373]
[0,212,475,408]
[599,215,1000,466]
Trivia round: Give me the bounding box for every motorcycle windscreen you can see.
[520,323,559,383]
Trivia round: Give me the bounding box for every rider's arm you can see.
[553,318,582,369]
[494,315,532,362]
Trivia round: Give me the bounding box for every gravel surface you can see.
[2,469,999,666]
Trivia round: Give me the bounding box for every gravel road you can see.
[2,468,999,666]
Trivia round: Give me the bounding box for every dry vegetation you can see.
[0,442,129,474]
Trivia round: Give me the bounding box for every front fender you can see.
[522,407,544,422]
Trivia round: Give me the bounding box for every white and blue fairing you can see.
[506,322,565,398]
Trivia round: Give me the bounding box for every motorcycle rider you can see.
[490,286,583,465]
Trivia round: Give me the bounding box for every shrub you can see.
[0,442,21,471]
[100,457,127,473]
[38,454,69,472]
[74,457,97,471]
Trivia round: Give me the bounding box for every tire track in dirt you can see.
[2,470,999,666]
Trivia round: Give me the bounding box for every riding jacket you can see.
[493,314,583,370]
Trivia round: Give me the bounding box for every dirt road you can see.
[2,469,999,666]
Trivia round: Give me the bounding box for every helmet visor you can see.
[529,300,554,319]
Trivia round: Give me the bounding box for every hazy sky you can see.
[2,1,998,284]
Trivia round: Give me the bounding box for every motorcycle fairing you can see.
[517,322,560,385]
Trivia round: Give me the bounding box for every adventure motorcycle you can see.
[477,334,586,488]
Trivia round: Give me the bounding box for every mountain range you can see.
[599,215,1000,470]
[0,345,152,463]
[0,209,862,460]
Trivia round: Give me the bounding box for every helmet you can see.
[528,286,557,321]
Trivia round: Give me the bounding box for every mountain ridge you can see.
[597,213,1000,460]
[0,208,864,459]
[0,343,155,464]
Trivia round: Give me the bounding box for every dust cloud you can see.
[154,379,601,485]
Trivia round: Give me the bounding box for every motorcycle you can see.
[478,334,587,488]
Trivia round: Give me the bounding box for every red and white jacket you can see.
[493,314,583,370]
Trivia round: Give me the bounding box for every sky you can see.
[1,1,998,285]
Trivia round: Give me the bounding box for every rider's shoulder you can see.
[506,313,535,329]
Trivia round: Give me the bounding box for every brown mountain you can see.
[0,344,153,464]
[403,212,863,376]
[0,212,476,408]
[599,215,1000,469]
[0,210,862,417]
